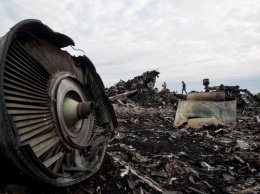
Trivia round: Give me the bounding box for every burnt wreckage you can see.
[103,75,260,194]
[0,19,117,186]
[106,70,178,107]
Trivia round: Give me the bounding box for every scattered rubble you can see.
[106,70,177,108]
[0,70,259,193]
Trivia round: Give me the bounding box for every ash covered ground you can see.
[0,70,259,194]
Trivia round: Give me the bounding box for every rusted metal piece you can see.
[109,89,138,101]
[187,92,225,101]
[174,93,236,128]
[0,19,117,186]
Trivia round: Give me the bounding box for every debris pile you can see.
[106,70,178,108]
[0,70,260,194]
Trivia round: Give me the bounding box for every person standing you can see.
[182,81,187,95]
[162,81,167,91]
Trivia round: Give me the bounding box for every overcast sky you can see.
[1,0,260,93]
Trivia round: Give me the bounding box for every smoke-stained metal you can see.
[0,19,117,186]
[174,92,236,128]
[186,92,225,101]
[174,100,237,128]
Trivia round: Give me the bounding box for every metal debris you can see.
[175,91,237,128]
[0,19,117,186]
[174,98,237,128]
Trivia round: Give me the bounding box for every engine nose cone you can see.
[54,76,94,148]
[77,101,94,119]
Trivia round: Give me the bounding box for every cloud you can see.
[0,0,260,93]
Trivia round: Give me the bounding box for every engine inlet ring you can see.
[53,75,94,148]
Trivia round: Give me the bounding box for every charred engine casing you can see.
[0,19,117,186]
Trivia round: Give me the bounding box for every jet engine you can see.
[0,19,117,186]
